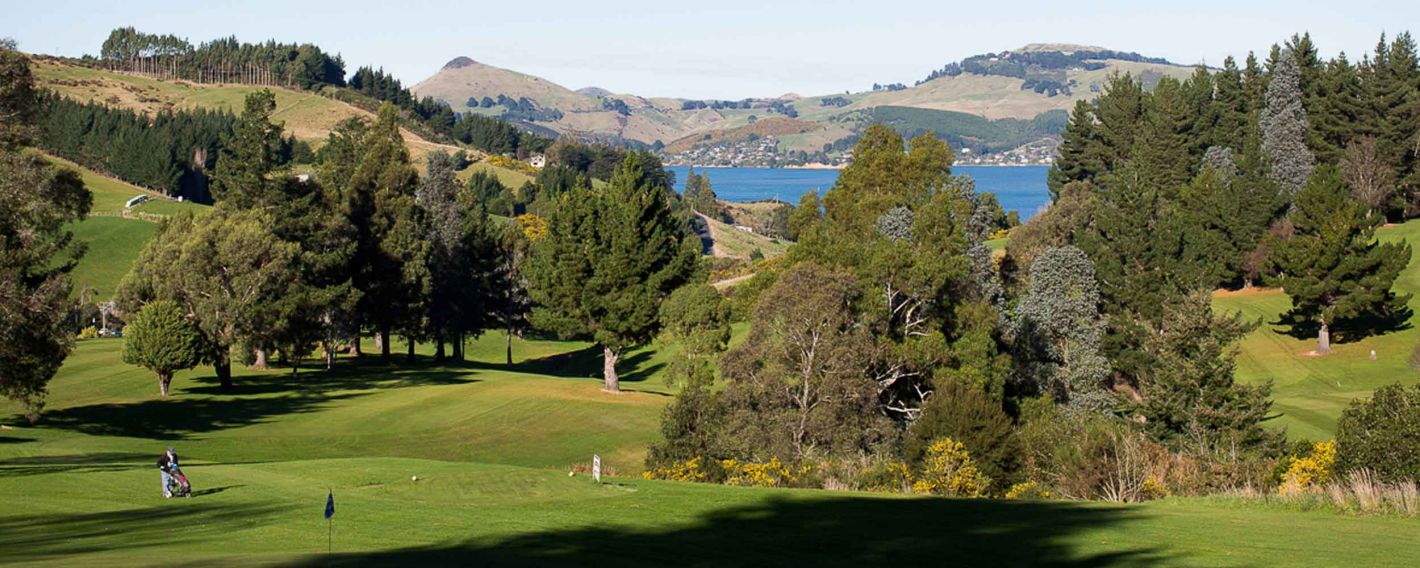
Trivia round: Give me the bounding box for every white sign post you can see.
[593,454,602,483]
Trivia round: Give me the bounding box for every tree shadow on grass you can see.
[1273,307,1414,344]
[483,344,662,384]
[184,356,480,397]
[0,452,153,478]
[33,391,368,440]
[0,502,286,563]
[289,495,1169,567]
[0,435,35,444]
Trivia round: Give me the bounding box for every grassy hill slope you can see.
[40,153,209,301]
[33,60,460,167]
[1213,220,1420,441]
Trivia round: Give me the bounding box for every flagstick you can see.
[327,517,332,553]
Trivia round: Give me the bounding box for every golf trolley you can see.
[165,466,191,498]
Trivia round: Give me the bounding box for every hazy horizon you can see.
[5,0,1417,100]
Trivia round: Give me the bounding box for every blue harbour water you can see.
[668,165,1051,219]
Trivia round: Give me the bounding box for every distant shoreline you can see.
[667,164,1049,170]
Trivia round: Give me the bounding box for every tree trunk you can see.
[602,345,621,393]
[252,349,269,370]
[506,329,514,366]
[379,328,390,361]
[215,358,232,390]
[1317,323,1331,355]
[159,372,172,397]
[452,332,464,362]
[435,334,446,363]
[323,340,335,371]
[407,337,415,363]
[348,337,361,357]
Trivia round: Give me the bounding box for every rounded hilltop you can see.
[442,56,479,69]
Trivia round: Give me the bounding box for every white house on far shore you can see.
[528,154,546,169]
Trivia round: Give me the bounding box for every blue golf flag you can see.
[325,491,335,519]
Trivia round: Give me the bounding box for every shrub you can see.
[904,380,1021,490]
[911,438,990,497]
[853,460,913,493]
[1018,404,1168,502]
[77,326,99,340]
[1280,440,1337,495]
[1336,383,1420,482]
[1005,480,1052,500]
[722,457,806,488]
[643,457,715,483]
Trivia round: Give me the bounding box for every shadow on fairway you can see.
[488,344,663,384]
[0,435,35,444]
[27,364,480,440]
[1272,306,1414,344]
[0,452,152,478]
[0,503,286,563]
[191,484,243,497]
[290,495,1169,567]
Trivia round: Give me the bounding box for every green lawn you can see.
[1213,219,1420,441]
[4,337,1419,566]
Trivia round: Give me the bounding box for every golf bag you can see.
[166,465,191,497]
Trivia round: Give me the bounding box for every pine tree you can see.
[1270,166,1411,354]
[526,152,699,392]
[349,104,429,361]
[1093,74,1148,174]
[1210,56,1251,153]
[1134,76,1196,195]
[1047,99,1101,200]
[1261,48,1316,199]
[1134,292,1279,454]
[211,90,284,208]
[1307,54,1368,166]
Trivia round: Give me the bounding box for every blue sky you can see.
[4,0,1416,99]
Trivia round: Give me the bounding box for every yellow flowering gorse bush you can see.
[643,457,708,482]
[722,457,806,488]
[911,437,991,497]
[1279,440,1337,495]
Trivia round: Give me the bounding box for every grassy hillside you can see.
[40,153,209,301]
[697,213,790,260]
[33,60,460,167]
[1213,220,1420,441]
[871,106,1069,154]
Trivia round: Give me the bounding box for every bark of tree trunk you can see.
[252,349,269,370]
[323,340,334,371]
[453,332,464,362]
[602,345,621,393]
[435,335,445,363]
[407,337,416,363]
[349,337,360,357]
[159,372,172,397]
[506,329,514,366]
[378,328,390,361]
[215,358,232,390]
[1318,323,1331,355]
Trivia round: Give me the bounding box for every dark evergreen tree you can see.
[525,152,700,391]
[1270,166,1411,354]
